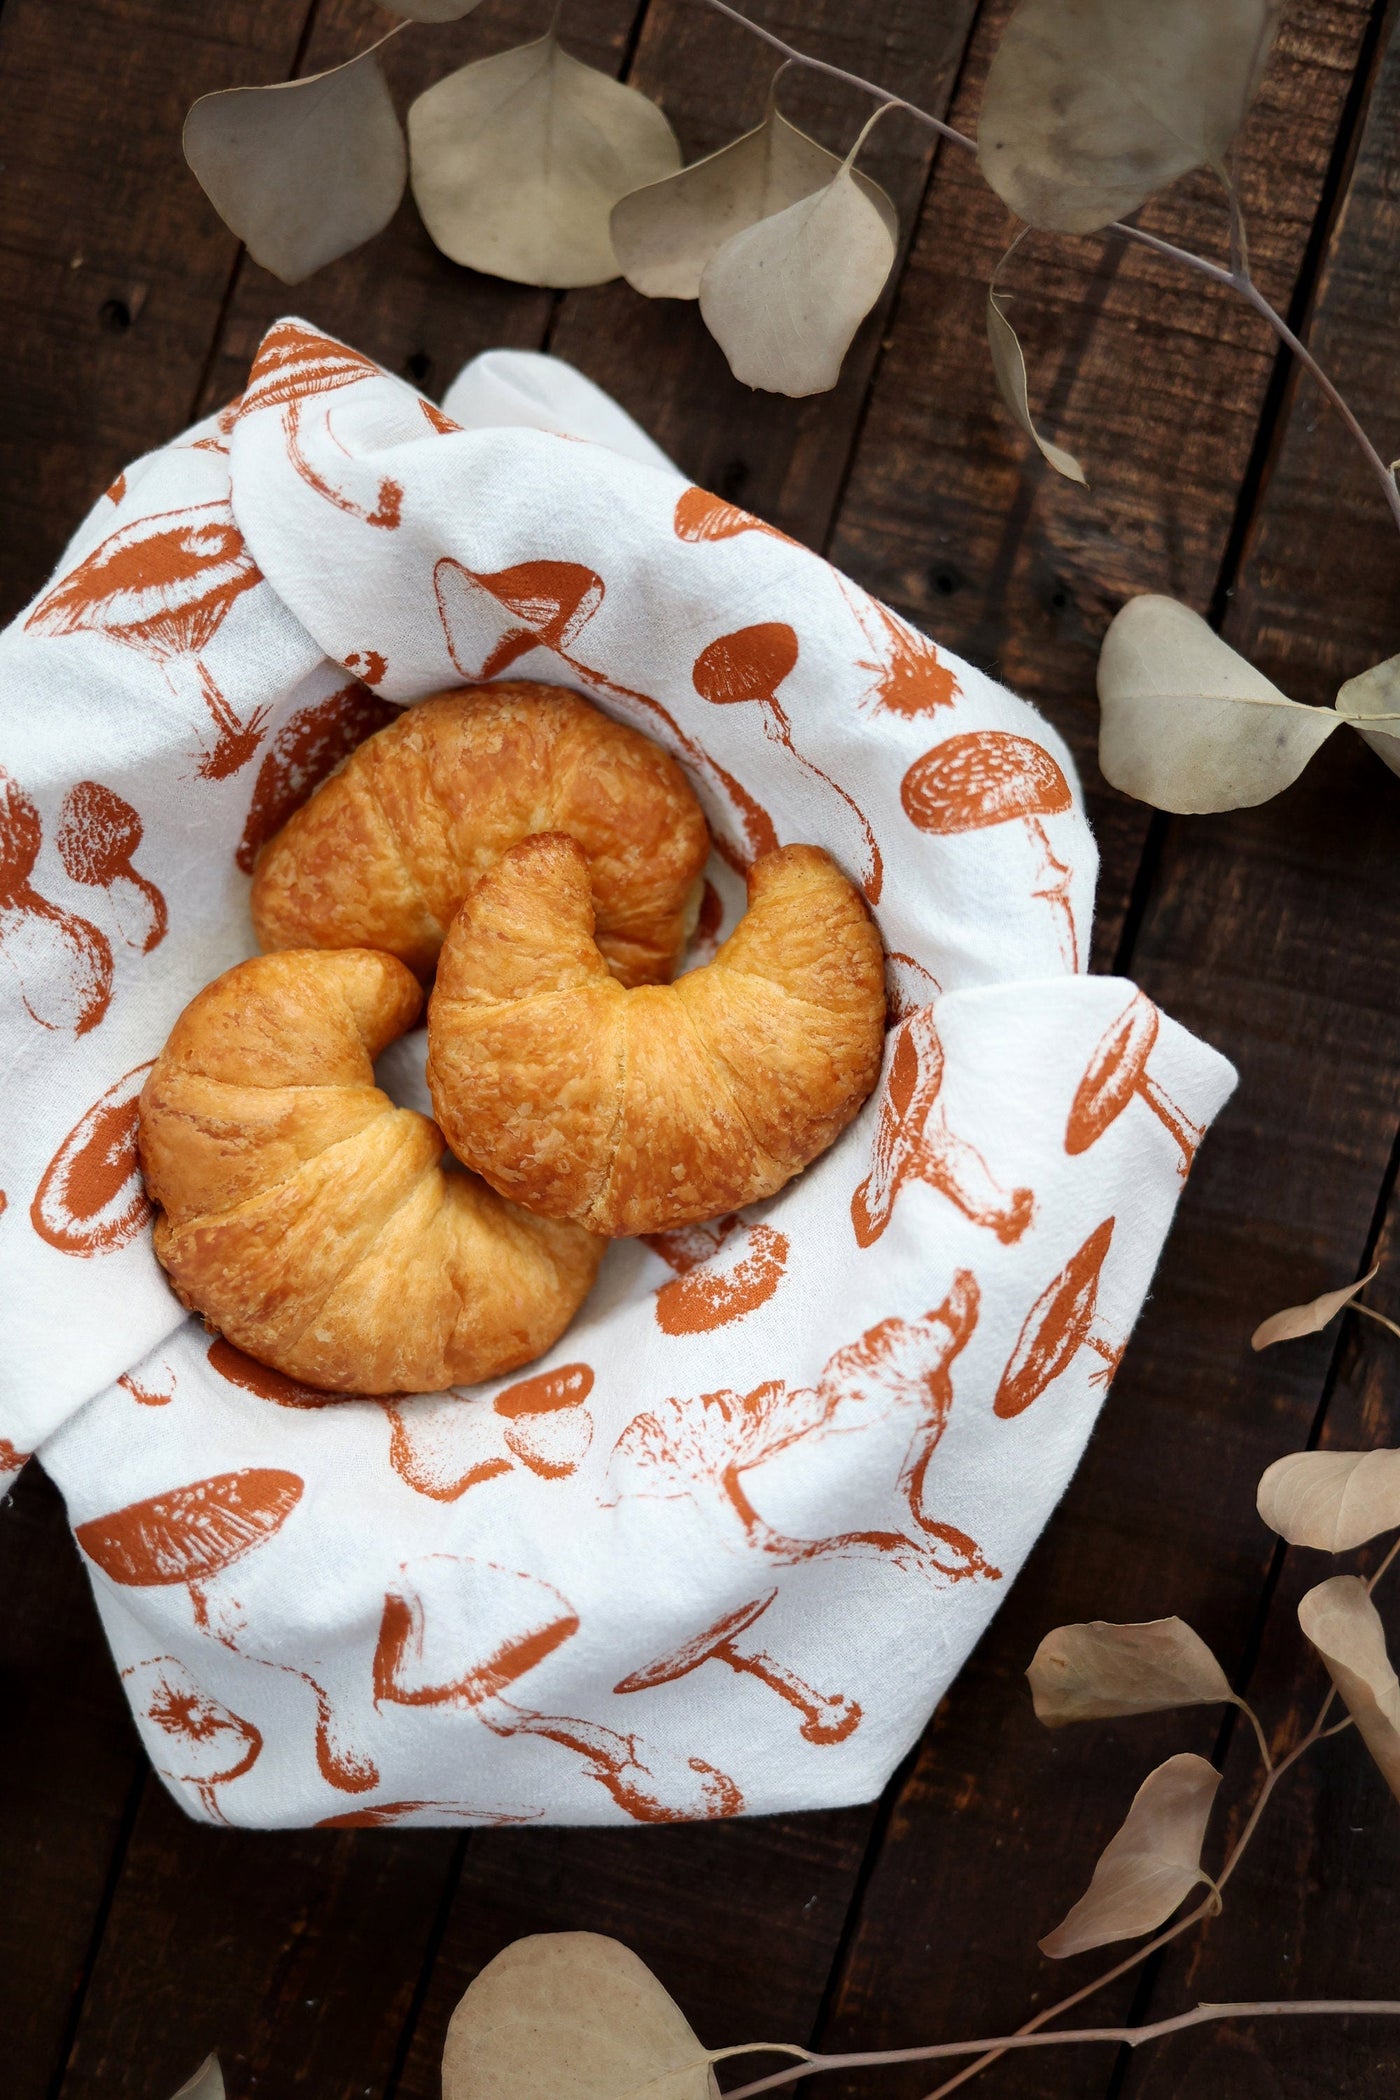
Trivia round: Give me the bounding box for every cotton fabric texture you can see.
[0,320,1235,1829]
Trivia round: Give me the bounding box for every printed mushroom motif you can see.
[235,681,400,873]
[318,1800,538,1828]
[646,1215,789,1335]
[30,1060,155,1255]
[239,318,403,527]
[382,1365,595,1502]
[843,582,960,718]
[901,731,1079,970]
[672,486,795,547]
[0,766,112,1035]
[692,621,884,902]
[24,500,267,779]
[373,1555,580,1709]
[75,1469,303,1633]
[57,780,168,953]
[615,1590,861,1745]
[851,1006,1034,1248]
[483,1702,744,1823]
[994,1217,1121,1419]
[495,1363,595,1477]
[433,553,778,874]
[1066,993,1203,1176]
[122,1654,261,1822]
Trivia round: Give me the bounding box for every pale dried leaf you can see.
[441,1933,718,2100]
[1039,1753,1221,1959]
[169,2059,224,2100]
[1251,1266,1379,1351]
[183,49,406,285]
[613,107,896,301]
[1259,1450,1400,1552]
[987,290,1086,484]
[699,160,897,396]
[1337,655,1400,782]
[1299,1575,1400,1803]
[409,34,681,288]
[978,0,1280,234]
[1097,594,1339,814]
[1029,1618,1231,1727]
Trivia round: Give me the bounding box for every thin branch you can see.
[1356,1300,1400,1345]
[718,1998,1400,2098]
[688,0,1400,533]
[1229,1693,1275,1773]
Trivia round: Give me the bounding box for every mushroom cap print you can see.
[0,765,113,1035]
[122,1654,262,1820]
[995,1218,1118,1419]
[31,1061,154,1254]
[56,780,168,954]
[615,1590,862,1746]
[76,1470,303,1590]
[1066,992,1204,1174]
[373,1556,579,1708]
[26,501,259,662]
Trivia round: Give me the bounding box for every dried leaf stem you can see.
[689,0,1400,534]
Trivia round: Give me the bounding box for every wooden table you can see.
[4,1,1400,2095]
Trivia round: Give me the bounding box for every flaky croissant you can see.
[427,835,886,1237]
[251,682,710,986]
[138,949,604,1394]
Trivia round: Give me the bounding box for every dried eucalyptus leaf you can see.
[1097,594,1340,814]
[699,162,897,396]
[1251,1266,1379,1351]
[409,34,682,288]
[1039,1753,1221,1959]
[1298,1575,1400,1802]
[441,1933,718,2100]
[1337,655,1400,782]
[169,2059,224,2100]
[987,290,1086,484]
[1029,1618,1231,1727]
[1259,1450,1400,1552]
[183,49,407,285]
[613,107,896,301]
[978,0,1280,234]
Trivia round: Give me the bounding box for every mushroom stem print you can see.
[616,1591,862,1745]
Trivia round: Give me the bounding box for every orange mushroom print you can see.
[610,1274,997,1584]
[373,1555,579,1708]
[646,1215,789,1335]
[318,1800,538,1828]
[995,1218,1122,1419]
[1066,993,1204,1177]
[901,732,1079,970]
[693,622,884,903]
[672,486,796,548]
[885,951,942,1024]
[433,554,779,874]
[495,1364,595,1478]
[24,501,268,780]
[122,1654,261,1822]
[0,767,112,1035]
[56,782,167,954]
[238,319,402,528]
[119,1362,176,1407]
[30,1060,154,1255]
[206,1337,343,1409]
[852,1007,1034,1249]
[0,1439,33,1486]
[843,582,961,719]
[482,1702,744,1822]
[383,1366,595,1501]
[616,1590,861,1746]
[74,1469,303,1631]
[235,682,400,873]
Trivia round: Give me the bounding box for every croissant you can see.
[251,682,710,986]
[427,835,886,1237]
[138,949,604,1394]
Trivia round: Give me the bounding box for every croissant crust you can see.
[427,835,886,1237]
[138,948,604,1394]
[251,681,710,986]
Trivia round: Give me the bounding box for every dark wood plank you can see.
[0,0,316,623]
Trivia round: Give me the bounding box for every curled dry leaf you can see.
[698,142,897,397]
[612,105,896,301]
[1298,1575,1400,1803]
[183,46,407,285]
[1337,655,1400,781]
[978,0,1280,235]
[1259,1449,1400,1553]
[1028,1617,1231,1727]
[442,1933,717,2100]
[408,34,681,288]
[1097,595,1340,814]
[986,288,1086,484]
[1039,1752,1221,1959]
[169,2059,224,2100]
[1251,1265,1379,1351]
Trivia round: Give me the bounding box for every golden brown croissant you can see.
[251,682,710,986]
[426,835,886,1237]
[138,948,604,1394]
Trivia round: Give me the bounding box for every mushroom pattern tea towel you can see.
[0,321,1235,1827]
